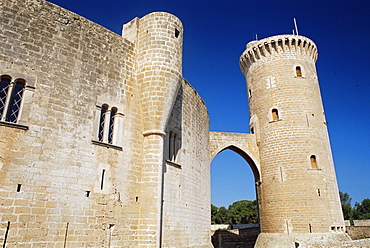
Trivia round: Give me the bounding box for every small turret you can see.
[124,12,183,135]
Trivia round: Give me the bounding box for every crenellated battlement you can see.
[240,35,318,74]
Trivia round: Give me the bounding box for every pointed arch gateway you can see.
[210,131,261,185]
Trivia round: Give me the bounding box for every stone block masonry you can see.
[240,35,347,247]
[0,0,361,247]
[0,0,211,247]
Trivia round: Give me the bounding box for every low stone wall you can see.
[353,220,370,226]
[344,219,370,227]
[306,238,370,248]
[346,226,370,240]
[211,221,370,248]
[344,219,370,240]
[211,227,260,248]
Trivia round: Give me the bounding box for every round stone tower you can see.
[240,35,347,246]
[123,12,184,247]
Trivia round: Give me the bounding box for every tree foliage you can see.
[339,191,370,220]
[212,193,370,224]
[211,200,258,224]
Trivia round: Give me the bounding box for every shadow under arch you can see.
[215,145,260,183]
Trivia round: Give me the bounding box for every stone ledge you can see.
[91,140,123,151]
[166,160,182,169]
[0,121,28,130]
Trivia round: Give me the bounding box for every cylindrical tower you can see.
[240,35,346,246]
[135,12,183,134]
[123,12,183,247]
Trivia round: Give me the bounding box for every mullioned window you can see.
[0,74,35,129]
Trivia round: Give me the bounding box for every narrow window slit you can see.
[310,155,317,169]
[306,114,310,127]
[296,66,302,77]
[135,197,139,202]
[280,167,284,181]
[101,169,106,190]
[86,191,90,197]
[63,222,69,248]
[272,109,279,121]
[17,184,22,192]
[175,29,180,38]
[3,221,10,247]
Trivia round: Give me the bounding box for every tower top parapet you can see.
[240,35,318,74]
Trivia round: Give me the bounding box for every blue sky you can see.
[48,0,370,208]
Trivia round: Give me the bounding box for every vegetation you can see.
[211,193,370,225]
[211,200,258,224]
[340,191,370,220]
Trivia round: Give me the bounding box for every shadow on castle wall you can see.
[211,227,260,248]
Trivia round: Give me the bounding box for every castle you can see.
[0,0,350,247]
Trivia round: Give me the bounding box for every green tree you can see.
[339,192,370,220]
[211,204,219,224]
[340,192,351,205]
[356,198,370,220]
[211,205,229,224]
[227,200,258,224]
[217,206,229,224]
[340,191,355,220]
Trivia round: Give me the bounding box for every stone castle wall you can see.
[0,0,211,247]
[0,0,354,247]
[162,81,210,247]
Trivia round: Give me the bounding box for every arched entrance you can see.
[210,132,261,247]
[211,149,256,207]
[209,132,260,183]
[210,142,261,216]
[209,132,261,207]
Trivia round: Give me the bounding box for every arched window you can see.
[296,66,302,77]
[6,79,26,123]
[310,155,317,169]
[98,104,108,142]
[0,76,26,123]
[168,131,173,160]
[272,109,279,121]
[0,75,11,119]
[93,99,123,148]
[108,107,117,144]
[97,104,120,145]
[168,131,178,162]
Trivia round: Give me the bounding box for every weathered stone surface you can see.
[0,0,211,247]
[240,35,346,246]
[0,1,355,247]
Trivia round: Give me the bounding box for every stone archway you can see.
[210,131,260,182]
[210,131,262,247]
